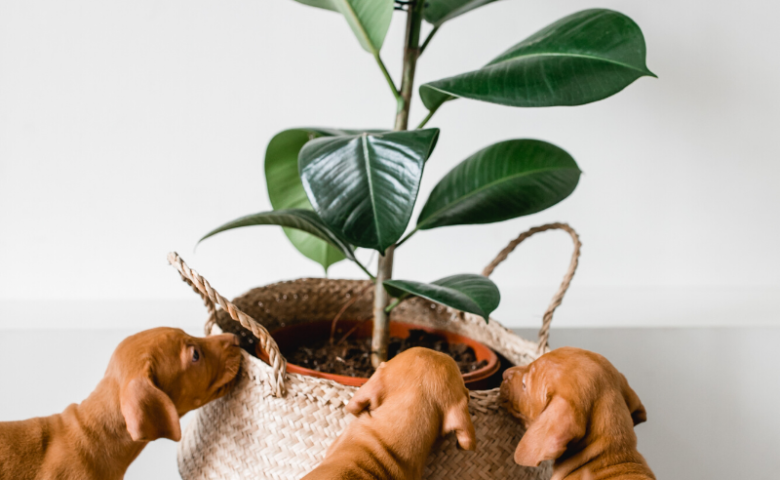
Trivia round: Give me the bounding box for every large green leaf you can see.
[420,9,655,111]
[416,139,580,230]
[384,274,500,321]
[266,128,357,272]
[199,209,356,264]
[423,0,501,27]
[291,0,394,54]
[299,129,440,253]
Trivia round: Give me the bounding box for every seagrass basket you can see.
[169,223,580,480]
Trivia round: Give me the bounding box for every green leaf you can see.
[416,139,580,230]
[420,9,655,111]
[199,209,356,264]
[423,0,501,27]
[291,0,394,54]
[384,274,500,321]
[266,128,357,271]
[299,129,440,253]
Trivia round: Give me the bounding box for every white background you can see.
[2,0,779,328]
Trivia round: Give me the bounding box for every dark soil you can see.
[284,329,489,378]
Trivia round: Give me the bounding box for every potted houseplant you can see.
[199,1,653,382]
[176,1,654,478]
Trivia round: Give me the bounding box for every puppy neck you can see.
[552,397,653,480]
[65,376,148,478]
[352,391,441,478]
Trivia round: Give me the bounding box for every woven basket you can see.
[169,223,580,480]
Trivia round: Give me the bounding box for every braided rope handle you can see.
[482,223,581,355]
[167,252,287,397]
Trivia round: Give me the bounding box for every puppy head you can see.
[346,347,476,451]
[500,347,646,467]
[109,327,242,442]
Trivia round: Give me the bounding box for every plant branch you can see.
[417,96,455,129]
[395,227,418,248]
[384,294,408,313]
[336,316,372,346]
[371,247,394,365]
[354,258,376,280]
[416,104,439,129]
[374,53,401,102]
[372,0,425,367]
[419,26,439,56]
[393,2,424,131]
[330,283,373,343]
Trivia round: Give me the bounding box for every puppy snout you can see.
[214,333,240,348]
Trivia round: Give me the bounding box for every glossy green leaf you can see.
[291,0,394,54]
[266,128,357,272]
[420,9,655,111]
[299,129,440,253]
[384,274,500,321]
[199,209,356,264]
[416,139,580,230]
[423,0,501,27]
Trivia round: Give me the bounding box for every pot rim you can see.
[256,320,500,388]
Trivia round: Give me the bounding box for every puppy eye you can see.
[192,348,201,363]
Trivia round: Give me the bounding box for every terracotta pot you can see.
[256,319,500,389]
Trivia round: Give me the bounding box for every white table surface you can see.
[1,327,778,480]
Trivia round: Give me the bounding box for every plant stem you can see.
[374,53,401,103]
[371,0,425,368]
[419,26,439,56]
[395,227,418,248]
[417,96,454,129]
[393,5,424,131]
[355,258,376,280]
[416,104,439,129]
[371,246,394,365]
[385,297,402,313]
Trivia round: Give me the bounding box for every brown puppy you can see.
[0,327,242,480]
[302,347,476,480]
[500,347,655,480]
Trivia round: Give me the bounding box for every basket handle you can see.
[167,252,287,397]
[481,223,581,355]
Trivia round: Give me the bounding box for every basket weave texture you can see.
[171,223,580,480]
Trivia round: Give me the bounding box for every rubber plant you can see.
[201,1,654,367]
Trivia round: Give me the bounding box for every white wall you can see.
[1,0,779,328]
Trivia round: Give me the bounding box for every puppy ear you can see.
[514,396,585,467]
[442,395,476,451]
[620,374,647,426]
[120,376,181,442]
[346,364,385,416]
